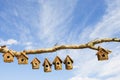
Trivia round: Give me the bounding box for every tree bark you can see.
[0,38,120,56]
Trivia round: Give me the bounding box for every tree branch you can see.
[0,38,120,56]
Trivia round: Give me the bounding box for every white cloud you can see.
[70,76,99,80]
[68,47,120,80]
[69,0,120,80]
[23,42,34,50]
[89,0,120,39]
[25,45,34,50]
[37,0,77,44]
[23,42,32,46]
[98,54,120,77]
[0,39,18,45]
[106,75,120,80]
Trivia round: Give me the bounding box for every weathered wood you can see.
[64,55,73,70]
[53,56,62,70]
[43,58,52,72]
[31,58,41,69]
[0,38,120,56]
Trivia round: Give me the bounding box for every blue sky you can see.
[0,0,120,80]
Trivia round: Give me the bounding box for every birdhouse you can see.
[31,58,41,69]
[42,58,52,72]
[53,56,62,70]
[64,55,73,70]
[1,45,9,53]
[96,47,110,61]
[3,50,14,63]
[17,52,28,64]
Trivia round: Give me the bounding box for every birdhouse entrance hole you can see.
[57,62,59,65]
[35,63,37,65]
[46,65,48,67]
[7,56,10,58]
[102,54,105,57]
[21,59,24,62]
[68,62,70,64]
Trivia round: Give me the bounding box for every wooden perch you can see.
[0,38,120,56]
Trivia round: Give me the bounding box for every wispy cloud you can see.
[0,39,18,45]
[90,0,120,39]
[70,76,99,80]
[37,0,78,44]
[23,42,34,49]
[69,0,120,80]
[0,0,120,80]
[106,75,120,80]
[0,0,41,49]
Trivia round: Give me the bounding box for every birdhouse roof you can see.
[53,56,62,64]
[42,58,52,66]
[1,45,6,48]
[3,50,14,57]
[17,52,28,59]
[96,47,110,55]
[64,55,73,64]
[31,58,41,64]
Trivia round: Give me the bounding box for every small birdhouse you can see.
[96,47,110,61]
[3,50,14,63]
[53,56,62,70]
[31,58,41,69]
[1,45,8,52]
[64,55,73,70]
[42,58,52,72]
[17,52,28,64]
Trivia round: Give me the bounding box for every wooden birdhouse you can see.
[31,58,41,69]
[64,55,73,70]
[3,50,14,63]
[96,47,111,61]
[53,56,62,70]
[17,52,28,64]
[42,58,52,72]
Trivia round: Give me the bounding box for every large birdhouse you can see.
[53,56,62,70]
[96,47,110,61]
[31,58,41,69]
[43,58,52,72]
[17,52,28,64]
[64,55,73,70]
[3,50,14,63]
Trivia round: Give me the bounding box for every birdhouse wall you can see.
[3,53,14,63]
[54,60,62,70]
[18,55,28,64]
[44,62,51,72]
[97,54,108,61]
[32,62,40,69]
[65,60,73,70]
[32,64,40,69]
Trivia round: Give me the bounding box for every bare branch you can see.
[0,38,120,56]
